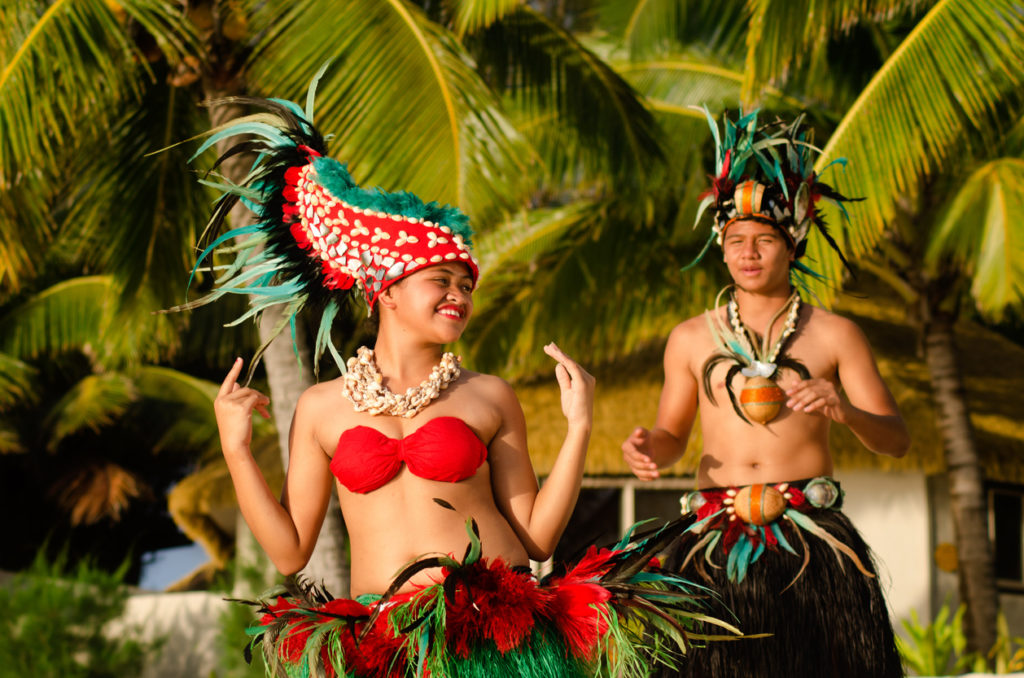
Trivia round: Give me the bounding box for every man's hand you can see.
[622,427,660,481]
[785,378,848,423]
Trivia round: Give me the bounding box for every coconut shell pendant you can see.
[730,484,787,525]
[739,376,786,424]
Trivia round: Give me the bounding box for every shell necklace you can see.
[342,346,461,418]
[727,289,801,423]
[728,289,801,379]
[703,286,807,424]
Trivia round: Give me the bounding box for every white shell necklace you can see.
[728,289,801,378]
[342,346,461,418]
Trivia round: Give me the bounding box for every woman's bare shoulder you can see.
[458,369,517,403]
[295,377,351,417]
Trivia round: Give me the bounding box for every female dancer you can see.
[177,72,731,677]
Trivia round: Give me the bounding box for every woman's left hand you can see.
[544,342,595,428]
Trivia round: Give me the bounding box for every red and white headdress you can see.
[171,73,478,378]
[283,150,478,308]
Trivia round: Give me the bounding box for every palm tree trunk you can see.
[258,313,349,596]
[923,311,998,654]
[204,79,349,597]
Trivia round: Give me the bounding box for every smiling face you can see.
[721,219,794,295]
[377,263,475,344]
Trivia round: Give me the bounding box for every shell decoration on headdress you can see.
[166,64,479,381]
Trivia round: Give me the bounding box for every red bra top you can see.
[330,416,488,494]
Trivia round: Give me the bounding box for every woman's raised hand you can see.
[214,358,271,457]
[543,342,594,429]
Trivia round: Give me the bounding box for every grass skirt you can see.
[244,523,739,678]
[662,483,903,677]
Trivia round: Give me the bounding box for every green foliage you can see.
[926,158,1024,320]
[210,559,279,678]
[243,0,531,224]
[897,602,983,676]
[806,0,1024,306]
[896,601,1024,675]
[0,549,158,678]
[213,602,265,678]
[985,611,1024,674]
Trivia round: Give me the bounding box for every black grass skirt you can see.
[660,508,904,677]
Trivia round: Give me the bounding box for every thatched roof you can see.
[517,292,1024,482]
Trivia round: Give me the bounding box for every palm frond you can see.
[0,422,24,454]
[43,373,138,452]
[132,365,272,459]
[925,158,1024,319]
[0,277,110,359]
[0,352,38,411]
[0,169,53,300]
[450,0,523,35]
[614,57,802,119]
[461,200,720,378]
[475,203,593,273]
[52,459,149,525]
[0,0,196,180]
[598,0,749,61]
[0,276,176,364]
[68,72,217,309]
[242,0,531,225]
[741,0,930,104]
[470,7,666,191]
[803,0,1024,304]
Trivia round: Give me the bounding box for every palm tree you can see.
[0,276,238,575]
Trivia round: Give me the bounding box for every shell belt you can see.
[678,477,874,585]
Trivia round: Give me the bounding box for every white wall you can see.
[111,591,226,678]
[835,469,932,626]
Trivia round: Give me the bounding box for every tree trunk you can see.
[923,311,998,654]
[204,78,349,597]
[259,313,349,596]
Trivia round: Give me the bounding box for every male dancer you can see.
[622,111,909,677]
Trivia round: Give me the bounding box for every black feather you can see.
[724,364,750,424]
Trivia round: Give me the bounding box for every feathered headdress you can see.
[167,63,479,379]
[687,107,860,283]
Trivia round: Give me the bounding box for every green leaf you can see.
[804,0,1024,305]
[0,352,37,410]
[43,373,138,452]
[450,0,523,36]
[614,57,802,118]
[243,0,531,224]
[598,0,749,61]
[68,74,218,308]
[0,419,25,454]
[131,366,243,458]
[461,200,720,378]
[926,158,1024,319]
[0,0,196,181]
[0,276,176,364]
[471,8,667,191]
[741,0,931,104]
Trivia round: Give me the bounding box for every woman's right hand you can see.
[214,358,271,457]
[543,342,595,429]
